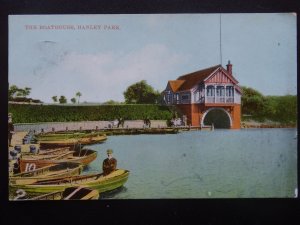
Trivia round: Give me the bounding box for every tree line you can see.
[9,82,297,125]
[51,92,82,104]
[241,86,297,124]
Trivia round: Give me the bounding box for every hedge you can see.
[8,104,174,123]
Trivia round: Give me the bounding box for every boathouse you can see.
[162,61,242,129]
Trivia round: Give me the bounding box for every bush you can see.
[8,104,174,123]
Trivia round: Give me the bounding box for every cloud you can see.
[30,43,187,103]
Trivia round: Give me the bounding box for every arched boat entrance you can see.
[201,108,232,129]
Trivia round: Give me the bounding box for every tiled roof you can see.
[168,80,186,92]
[175,65,221,91]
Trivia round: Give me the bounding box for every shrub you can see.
[8,104,174,123]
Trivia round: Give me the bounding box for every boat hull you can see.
[15,187,99,200]
[10,162,83,185]
[38,135,107,149]
[10,169,129,196]
[19,149,97,172]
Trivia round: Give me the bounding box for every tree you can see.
[23,87,31,97]
[241,86,266,116]
[71,97,77,104]
[123,80,161,104]
[9,85,31,99]
[76,92,82,104]
[52,96,58,103]
[8,85,19,100]
[59,95,67,104]
[103,100,122,105]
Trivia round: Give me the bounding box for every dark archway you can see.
[203,108,231,129]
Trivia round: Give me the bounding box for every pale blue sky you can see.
[9,13,297,103]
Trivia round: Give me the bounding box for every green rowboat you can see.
[12,186,99,200]
[10,169,129,196]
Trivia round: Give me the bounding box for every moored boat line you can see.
[9,131,130,200]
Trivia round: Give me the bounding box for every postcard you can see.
[8,13,297,200]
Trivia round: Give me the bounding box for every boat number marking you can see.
[14,189,27,200]
[25,163,36,172]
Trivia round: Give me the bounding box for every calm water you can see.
[83,128,297,199]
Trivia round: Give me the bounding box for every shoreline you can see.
[12,120,297,134]
[241,120,296,129]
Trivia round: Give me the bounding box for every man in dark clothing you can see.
[102,149,117,176]
[13,158,21,174]
[8,113,14,147]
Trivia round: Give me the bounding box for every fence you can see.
[14,120,168,133]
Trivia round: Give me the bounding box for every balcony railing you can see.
[166,97,235,104]
[205,96,234,103]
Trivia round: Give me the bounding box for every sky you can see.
[9,13,297,103]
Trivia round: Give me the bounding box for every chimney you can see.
[226,60,232,75]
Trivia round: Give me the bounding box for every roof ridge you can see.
[177,64,221,80]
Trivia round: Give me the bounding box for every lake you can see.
[83,128,297,199]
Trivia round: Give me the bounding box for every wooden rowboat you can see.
[14,186,99,200]
[35,131,105,140]
[39,138,79,149]
[21,150,74,161]
[11,169,129,196]
[22,147,71,156]
[10,162,83,185]
[19,149,97,172]
[39,135,107,149]
[77,135,107,145]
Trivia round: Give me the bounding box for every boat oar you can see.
[64,186,84,200]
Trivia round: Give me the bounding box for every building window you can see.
[207,85,215,96]
[226,86,234,97]
[216,86,225,96]
[173,93,179,104]
[166,93,171,103]
[181,95,189,101]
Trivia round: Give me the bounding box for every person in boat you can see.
[13,157,21,174]
[102,149,117,176]
[8,113,14,147]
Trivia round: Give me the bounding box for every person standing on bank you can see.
[8,113,14,147]
[102,149,117,176]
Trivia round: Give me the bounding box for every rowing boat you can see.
[10,162,83,185]
[39,135,107,149]
[39,138,79,149]
[77,135,108,145]
[21,150,74,161]
[22,147,71,156]
[15,186,99,200]
[10,169,129,195]
[19,149,97,172]
[35,131,106,141]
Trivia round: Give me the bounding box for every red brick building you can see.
[162,61,242,129]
